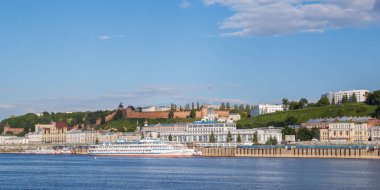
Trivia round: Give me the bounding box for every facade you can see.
[0,135,17,144]
[27,132,43,144]
[250,104,284,117]
[256,127,283,144]
[322,89,368,104]
[319,123,368,142]
[2,123,24,135]
[97,132,119,143]
[118,132,142,141]
[370,126,380,141]
[3,137,28,144]
[302,117,380,128]
[141,122,282,145]
[66,130,98,144]
[35,122,68,144]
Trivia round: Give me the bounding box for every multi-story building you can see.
[141,121,282,145]
[27,132,42,144]
[302,117,380,128]
[369,126,380,141]
[66,130,98,144]
[250,104,284,117]
[3,137,28,144]
[35,122,69,144]
[322,89,369,104]
[0,135,17,144]
[319,123,368,142]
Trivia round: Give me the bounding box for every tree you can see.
[197,102,200,110]
[209,131,216,143]
[226,131,232,142]
[226,103,230,110]
[190,109,196,118]
[168,134,173,141]
[366,90,380,105]
[282,98,289,110]
[168,110,174,119]
[220,103,226,110]
[95,138,99,145]
[113,110,124,121]
[252,132,258,144]
[191,102,195,110]
[317,96,330,106]
[141,133,145,140]
[342,95,349,104]
[281,126,296,139]
[265,136,278,145]
[237,133,242,143]
[297,127,313,141]
[299,98,308,109]
[289,101,300,110]
[284,116,298,125]
[351,93,358,103]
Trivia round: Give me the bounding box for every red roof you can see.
[53,121,68,129]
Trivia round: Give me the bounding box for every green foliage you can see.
[375,106,380,119]
[299,98,308,109]
[352,93,358,103]
[237,103,376,128]
[289,101,300,110]
[282,98,289,109]
[296,127,319,141]
[209,131,216,143]
[226,131,232,142]
[168,110,174,119]
[220,103,226,110]
[366,90,380,105]
[317,96,330,106]
[342,95,349,104]
[281,126,296,140]
[169,134,173,141]
[190,110,196,118]
[237,133,242,143]
[265,136,278,145]
[113,110,124,121]
[252,132,258,144]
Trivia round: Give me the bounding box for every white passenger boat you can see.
[88,139,196,157]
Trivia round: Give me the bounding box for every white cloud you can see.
[203,0,380,36]
[180,0,192,9]
[0,104,13,109]
[97,34,125,40]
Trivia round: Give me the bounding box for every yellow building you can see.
[35,122,68,144]
[319,123,368,142]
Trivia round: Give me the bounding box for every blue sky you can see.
[1,0,380,119]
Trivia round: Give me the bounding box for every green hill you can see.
[237,103,377,128]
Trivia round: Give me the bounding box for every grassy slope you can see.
[237,103,377,128]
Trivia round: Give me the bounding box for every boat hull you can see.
[89,153,194,157]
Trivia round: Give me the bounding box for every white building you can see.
[27,133,42,144]
[66,130,98,144]
[256,127,283,144]
[370,126,380,141]
[322,89,369,104]
[0,135,17,144]
[250,104,284,117]
[141,122,282,145]
[3,137,28,144]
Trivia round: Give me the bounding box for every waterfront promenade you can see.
[201,145,380,159]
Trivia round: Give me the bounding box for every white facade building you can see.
[27,133,42,144]
[370,126,380,141]
[250,104,284,117]
[256,127,283,144]
[141,122,282,145]
[66,130,98,144]
[322,89,369,104]
[0,135,17,144]
[3,137,28,144]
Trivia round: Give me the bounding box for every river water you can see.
[0,154,379,190]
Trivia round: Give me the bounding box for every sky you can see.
[1,0,380,119]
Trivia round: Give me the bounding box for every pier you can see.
[201,145,380,159]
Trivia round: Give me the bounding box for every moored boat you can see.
[88,138,196,157]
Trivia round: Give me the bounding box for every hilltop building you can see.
[2,122,24,135]
[250,104,284,117]
[322,89,368,104]
[319,123,368,142]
